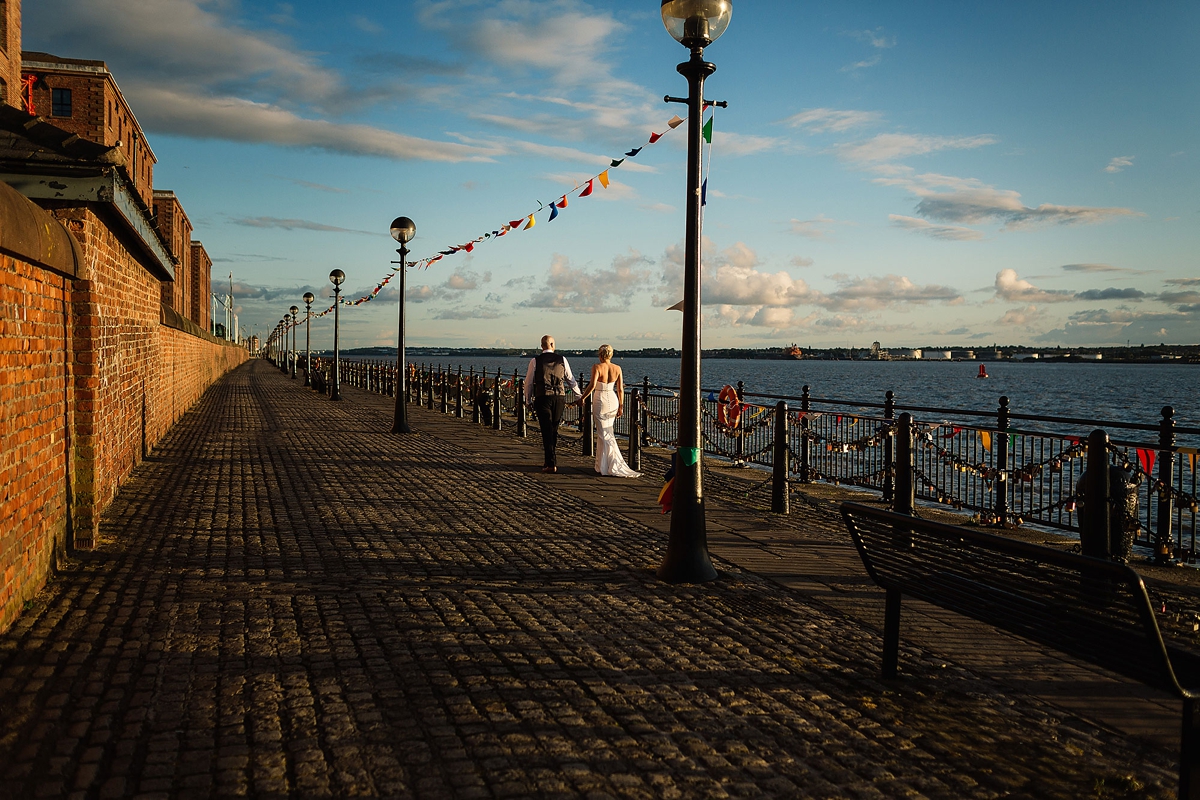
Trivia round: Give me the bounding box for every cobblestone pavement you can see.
[0,361,1178,799]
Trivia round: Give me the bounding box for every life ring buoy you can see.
[716,384,743,429]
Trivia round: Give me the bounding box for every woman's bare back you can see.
[593,362,622,384]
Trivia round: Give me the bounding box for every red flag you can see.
[649,132,663,143]
[1137,448,1157,475]
[464,243,474,252]
[579,179,594,197]
[556,196,568,209]
[509,219,524,229]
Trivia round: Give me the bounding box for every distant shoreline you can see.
[329,345,1200,365]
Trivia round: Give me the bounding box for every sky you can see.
[23,0,1200,351]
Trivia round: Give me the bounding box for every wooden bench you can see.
[839,501,1200,799]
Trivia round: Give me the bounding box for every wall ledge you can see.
[0,179,83,277]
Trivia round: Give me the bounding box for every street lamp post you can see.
[303,292,314,386]
[656,0,731,584]
[329,269,345,401]
[289,306,299,379]
[279,318,288,373]
[389,216,417,434]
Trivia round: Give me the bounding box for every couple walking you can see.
[523,335,641,478]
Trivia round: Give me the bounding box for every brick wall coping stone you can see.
[0,177,81,277]
[159,301,241,347]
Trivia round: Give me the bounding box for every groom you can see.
[524,334,579,473]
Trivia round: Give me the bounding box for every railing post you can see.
[628,388,641,470]
[734,380,746,465]
[1082,429,1112,559]
[581,379,594,457]
[472,371,481,425]
[772,401,789,514]
[427,366,435,410]
[882,390,894,502]
[440,365,448,414]
[994,395,1010,526]
[799,385,811,483]
[456,366,464,419]
[641,376,650,447]
[516,378,527,437]
[492,369,502,431]
[894,412,915,516]
[1156,406,1176,564]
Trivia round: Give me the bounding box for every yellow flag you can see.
[598,170,610,188]
[524,214,536,230]
[980,431,992,451]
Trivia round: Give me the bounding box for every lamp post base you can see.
[657,499,718,583]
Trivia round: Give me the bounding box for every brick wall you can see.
[190,240,211,329]
[153,192,192,315]
[0,193,247,632]
[0,247,68,634]
[0,0,20,108]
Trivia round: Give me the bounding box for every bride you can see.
[578,345,641,478]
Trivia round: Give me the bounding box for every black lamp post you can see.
[279,318,288,373]
[289,305,299,379]
[330,269,345,401]
[389,216,416,434]
[656,0,731,584]
[303,292,314,386]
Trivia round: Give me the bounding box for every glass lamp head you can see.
[390,217,416,244]
[329,268,345,286]
[303,292,315,305]
[661,0,731,48]
[290,305,299,316]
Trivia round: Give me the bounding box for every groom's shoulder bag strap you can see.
[533,351,567,397]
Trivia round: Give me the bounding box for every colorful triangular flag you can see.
[649,132,663,144]
[509,219,524,229]
[667,115,684,129]
[701,116,713,143]
[524,214,536,230]
[610,158,624,168]
[598,170,610,188]
[579,179,594,197]
[548,204,559,221]
[625,147,642,157]
[701,178,707,206]
[556,195,568,209]
[1137,448,1157,475]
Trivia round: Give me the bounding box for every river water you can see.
[403,355,1196,437]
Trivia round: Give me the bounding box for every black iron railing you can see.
[298,359,1200,561]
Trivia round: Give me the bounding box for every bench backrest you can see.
[840,502,1200,698]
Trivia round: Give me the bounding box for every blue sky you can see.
[25,0,1200,350]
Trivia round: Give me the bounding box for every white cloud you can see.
[1062,263,1137,273]
[517,251,652,314]
[230,216,377,235]
[783,108,883,133]
[889,214,984,241]
[788,215,842,239]
[712,131,785,157]
[834,133,997,163]
[791,256,814,267]
[994,269,1074,303]
[1105,156,1134,173]
[997,305,1044,327]
[824,274,962,311]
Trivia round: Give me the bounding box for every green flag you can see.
[701,116,713,143]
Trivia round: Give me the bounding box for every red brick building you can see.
[0,0,20,108]
[190,239,212,330]
[19,51,155,207]
[153,190,193,314]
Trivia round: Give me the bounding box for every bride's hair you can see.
[597,344,613,361]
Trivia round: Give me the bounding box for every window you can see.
[51,88,72,117]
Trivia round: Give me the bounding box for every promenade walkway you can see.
[0,360,1182,798]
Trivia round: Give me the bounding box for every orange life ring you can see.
[716,384,743,429]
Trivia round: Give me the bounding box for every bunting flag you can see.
[706,391,716,402]
[701,178,707,207]
[980,431,992,452]
[702,116,713,143]
[1137,448,1157,475]
[307,109,694,315]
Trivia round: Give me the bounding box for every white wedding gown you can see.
[593,382,641,478]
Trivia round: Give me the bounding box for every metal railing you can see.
[296,359,1200,562]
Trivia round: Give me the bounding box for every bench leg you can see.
[882,588,901,679]
[1183,697,1200,800]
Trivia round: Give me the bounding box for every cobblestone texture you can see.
[0,361,1177,798]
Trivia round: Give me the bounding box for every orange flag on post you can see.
[556,195,568,208]
[980,431,992,452]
